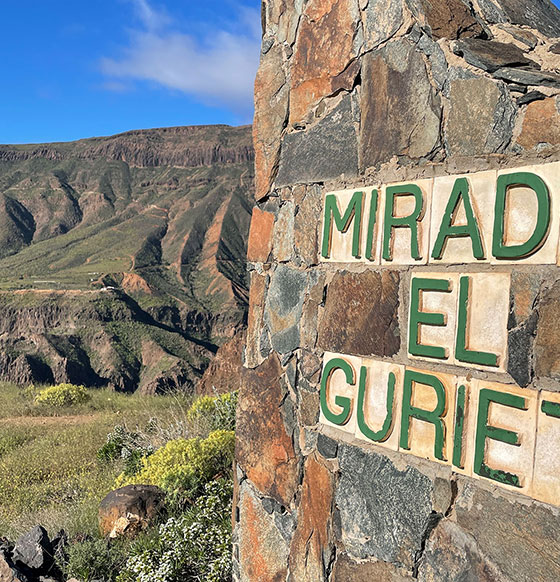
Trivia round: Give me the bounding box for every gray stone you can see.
[446,77,515,156]
[12,526,53,572]
[264,265,307,354]
[418,34,449,91]
[507,313,537,388]
[453,38,537,73]
[517,90,547,106]
[276,97,358,186]
[317,433,339,459]
[454,481,560,582]
[418,520,506,582]
[475,0,560,38]
[550,42,560,55]
[493,67,560,87]
[335,444,434,567]
[360,39,441,169]
[363,0,404,50]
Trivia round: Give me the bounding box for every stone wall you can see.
[235,1,560,580]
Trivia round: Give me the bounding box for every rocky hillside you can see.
[0,125,254,392]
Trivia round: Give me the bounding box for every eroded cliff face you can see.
[0,125,254,391]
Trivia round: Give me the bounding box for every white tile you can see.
[319,352,362,435]
[492,161,560,265]
[531,390,560,507]
[355,359,405,451]
[429,171,496,264]
[381,179,433,265]
[471,380,538,495]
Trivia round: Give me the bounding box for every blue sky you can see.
[1,0,559,144]
[0,0,261,144]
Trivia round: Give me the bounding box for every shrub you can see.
[64,538,128,582]
[117,479,232,582]
[186,391,238,432]
[97,425,154,477]
[117,430,235,503]
[35,383,91,408]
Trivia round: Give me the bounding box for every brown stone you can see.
[517,98,560,149]
[536,279,560,380]
[289,456,334,580]
[332,553,414,581]
[294,186,322,266]
[410,0,484,39]
[246,272,268,369]
[290,0,358,124]
[360,39,442,169]
[272,201,295,262]
[446,77,515,157]
[298,389,320,426]
[99,485,165,538]
[418,520,505,582]
[254,45,289,200]
[236,354,299,505]
[197,331,245,395]
[0,555,24,582]
[318,270,400,357]
[247,208,275,262]
[454,481,560,582]
[238,485,289,582]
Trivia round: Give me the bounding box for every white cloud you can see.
[101,1,261,119]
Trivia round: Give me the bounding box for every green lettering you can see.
[320,358,356,426]
[542,399,560,418]
[365,189,379,261]
[400,370,447,461]
[432,177,484,260]
[409,277,451,360]
[452,384,467,469]
[357,366,396,442]
[321,191,364,259]
[474,388,526,487]
[493,172,550,260]
[455,276,499,367]
[383,184,424,261]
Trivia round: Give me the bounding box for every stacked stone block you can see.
[236,0,560,580]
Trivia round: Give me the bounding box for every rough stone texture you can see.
[335,444,434,567]
[288,456,334,580]
[360,39,442,169]
[408,0,484,39]
[453,38,537,72]
[493,67,560,87]
[197,332,246,395]
[446,77,516,156]
[238,484,289,582]
[11,526,53,573]
[333,553,414,581]
[272,202,295,262]
[236,354,299,505]
[289,0,358,124]
[294,186,322,266]
[264,265,308,354]
[276,97,359,186]
[363,0,404,50]
[247,208,275,262]
[418,520,506,582]
[0,555,25,582]
[535,279,560,380]
[474,0,560,38]
[517,98,560,149]
[254,45,289,200]
[454,482,560,581]
[246,272,268,369]
[318,270,400,357]
[98,485,165,538]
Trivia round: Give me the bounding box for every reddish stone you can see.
[254,45,289,200]
[332,553,413,581]
[413,0,484,39]
[246,272,268,369]
[236,354,299,505]
[517,98,560,149]
[289,456,334,580]
[238,486,288,582]
[318,270,400,357]
[290,0,357,124]
[247,207,275,262]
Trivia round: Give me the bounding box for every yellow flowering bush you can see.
[118,430,235,501]
[186,391,238,432]
[35,383,91,408]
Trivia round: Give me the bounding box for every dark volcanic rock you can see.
[407,0,484,39]
[12,526,53,573]
[453,38,537,72]
[493,67,560,87]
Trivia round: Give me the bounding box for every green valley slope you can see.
[0,125,254,392]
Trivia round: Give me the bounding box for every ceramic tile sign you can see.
[320,161,560,265]
[318,161,560,508]
[319,354,560,506]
